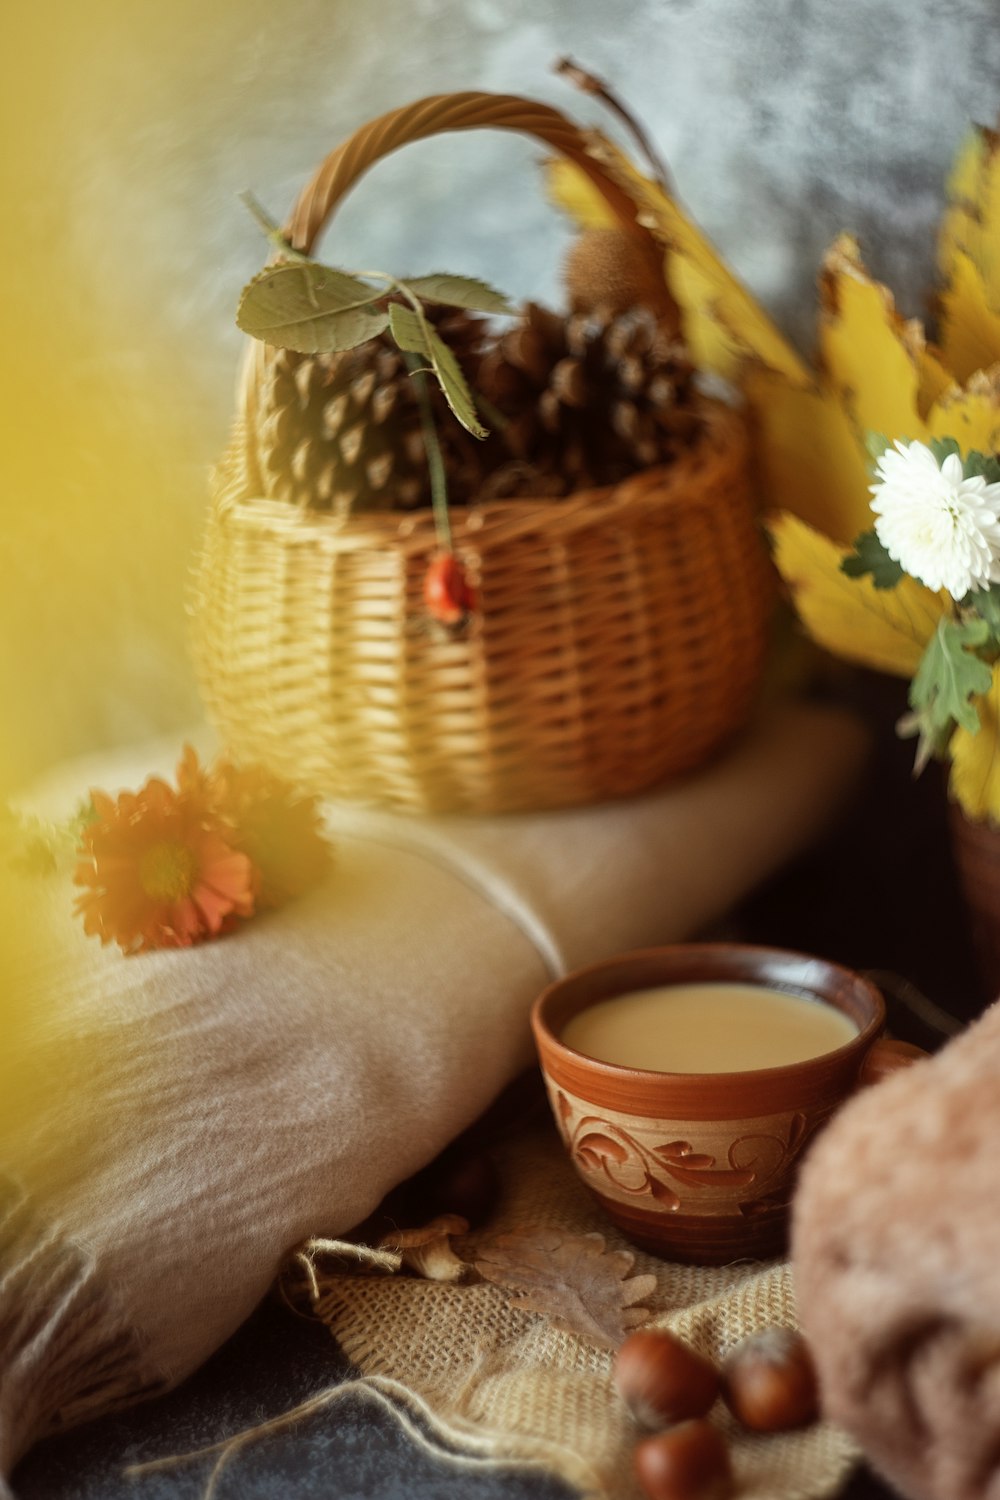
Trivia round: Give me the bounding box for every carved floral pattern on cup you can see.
[549,1083,831,1218]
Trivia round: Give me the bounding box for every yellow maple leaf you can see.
[926,368,1000,452]
[938,124,1000,315]
[546,154,617,229]
[818,236,950,441]
[768,512,945,678]
[746,368,874,546]
[936,250,1000,384]
[951,671,1000,822]
[937,127,983,284]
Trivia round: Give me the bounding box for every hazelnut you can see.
[615,1329,721,1428]
[634,1420,733,1500]
[722,1327,819,1432]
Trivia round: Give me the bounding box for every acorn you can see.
[615,1329,720,1428]
[564,226,682,336]
[721,1327,819,1432]
[634,1420,733,1500]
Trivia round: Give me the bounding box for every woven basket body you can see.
[191,93,773,814]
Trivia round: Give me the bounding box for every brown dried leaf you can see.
[474,1226,657,1350]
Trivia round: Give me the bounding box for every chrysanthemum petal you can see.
[870,439,1000,599]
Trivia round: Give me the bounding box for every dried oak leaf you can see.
[474,1226,657,1350]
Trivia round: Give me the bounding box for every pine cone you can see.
[254,305,490,514]
[473,302,701,499]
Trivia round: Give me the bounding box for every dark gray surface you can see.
[9,1275,895,1500]
[14,1301,578,1500]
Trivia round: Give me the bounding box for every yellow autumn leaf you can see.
[938,127,983,285]
[950,670,1000,823]
[937,250,1000,385]
[545,154,617,229]
[746,367,874,546]
[926,367,1000,453]
[668,256,752,385]
[938,124,1000,314]
[818,236,951,441]
[768,512,945,678]
[546,148,810,387]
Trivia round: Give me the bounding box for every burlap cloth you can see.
[291,1123,857,1500]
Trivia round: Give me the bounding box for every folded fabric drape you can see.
[0,702,866,1492]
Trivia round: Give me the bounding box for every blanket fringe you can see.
[0,1176,165,1482]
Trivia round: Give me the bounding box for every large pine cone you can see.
[254,305,490,514]
[252,300,703,513]
[473,302,702,499]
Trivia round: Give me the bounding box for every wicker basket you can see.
[191,92,774,815]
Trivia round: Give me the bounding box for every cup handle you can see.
[859,1036,927,1087]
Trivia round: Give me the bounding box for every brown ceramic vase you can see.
[949,803,1000,1000]
[531,944,913,1264]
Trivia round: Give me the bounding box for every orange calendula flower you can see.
[177,747,332,907]
[74,776,255,954]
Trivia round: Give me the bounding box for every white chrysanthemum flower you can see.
[870,440,1000,599]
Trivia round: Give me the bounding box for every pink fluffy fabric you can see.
[792,1000,1000,1500]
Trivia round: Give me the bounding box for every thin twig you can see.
[554,56,674,192]
[405,351,452,551]
[238,191,310,261]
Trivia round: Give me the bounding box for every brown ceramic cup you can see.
[531,943,922,1264]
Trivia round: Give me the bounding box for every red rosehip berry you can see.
[423,552,476,626]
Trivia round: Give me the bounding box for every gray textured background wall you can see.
[6,0,1000,785]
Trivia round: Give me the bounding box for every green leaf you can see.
[237,263,388,352]
[895,707,955,776]
[387,302,430,355]
[404,274,512,314]
[929,436,963,467]
[387,303,488,439]
[909,615,992,736]
[964,449,1000,484]
[865,431,892,464]
[966,582,1000,633]
[841,530,904,589]
[427,328,487,438]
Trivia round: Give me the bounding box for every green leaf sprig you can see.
[901,615,994,772]
[1,799,95,876]
[236,193,512,550]
[842,433,1000,770]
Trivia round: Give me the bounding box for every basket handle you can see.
[284,90,656,258]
